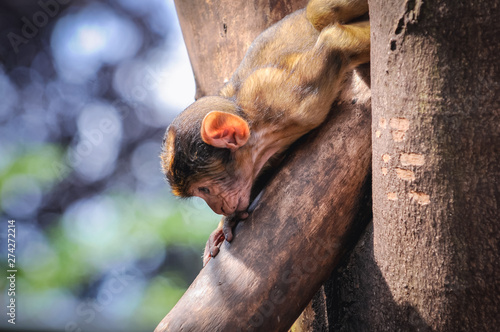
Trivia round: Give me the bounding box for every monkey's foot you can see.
[202,213,248,266]
[203,226,225,266]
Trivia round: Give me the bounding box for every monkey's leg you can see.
[318,20,370,68]
[307,0,369,30]
[287,20,370,130]
[292,20,370,91]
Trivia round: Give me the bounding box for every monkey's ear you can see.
[201,111,250,150]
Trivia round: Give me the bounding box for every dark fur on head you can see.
[161,96,238,197]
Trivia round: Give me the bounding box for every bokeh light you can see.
[51,3,142,83]
[0,1,218,331]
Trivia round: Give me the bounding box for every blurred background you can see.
[0,0,219,331]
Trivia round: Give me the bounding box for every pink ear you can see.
[201,111,250,150]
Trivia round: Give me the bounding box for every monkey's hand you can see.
[202,213,248,266]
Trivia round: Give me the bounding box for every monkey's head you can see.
[161,96,253,216]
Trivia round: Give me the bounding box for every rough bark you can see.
[155,63,371,331]
[325,0,500,330]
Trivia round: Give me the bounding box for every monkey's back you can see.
[222,9,319,95]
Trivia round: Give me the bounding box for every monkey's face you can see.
[185,108,254,216]
[161,99,255,216]
[189,167,253,216]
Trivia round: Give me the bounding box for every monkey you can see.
[161,0,370,265]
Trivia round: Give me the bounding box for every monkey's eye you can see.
[198,187,210,195]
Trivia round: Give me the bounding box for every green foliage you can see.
[135,275,186,327]
[0,144,65,189]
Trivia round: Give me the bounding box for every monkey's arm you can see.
[203,217,234,266]
[204,191,264,265]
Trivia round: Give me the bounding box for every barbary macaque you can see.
[161,0,370,265]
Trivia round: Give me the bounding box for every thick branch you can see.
[155,66,371,331]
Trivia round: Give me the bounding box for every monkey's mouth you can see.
[236,194,251,214]
[219,194,248,216]
[231,189,261,219]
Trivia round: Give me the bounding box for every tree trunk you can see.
[326,0,500,330]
